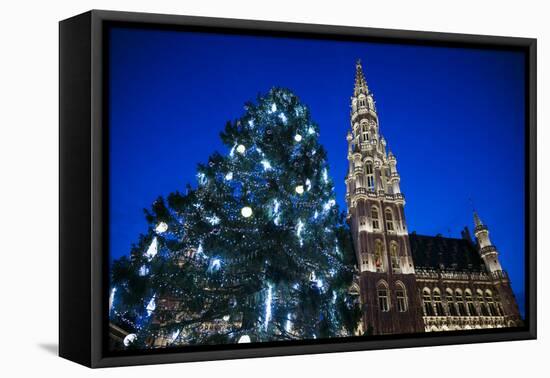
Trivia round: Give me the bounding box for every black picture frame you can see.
[59,9,537,368]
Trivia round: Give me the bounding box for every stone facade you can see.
[346,60,522,335]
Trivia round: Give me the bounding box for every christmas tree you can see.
[110,88,361,349]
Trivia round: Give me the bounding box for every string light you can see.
[236,144,246,154]
[145,237,158,261]
[241,206,253,218]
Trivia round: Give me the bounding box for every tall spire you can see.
[473,210,483,227]
[354,59,369,96]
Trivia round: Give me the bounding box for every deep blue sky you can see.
[109,27,526,315]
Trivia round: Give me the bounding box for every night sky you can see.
[108,27,526,316]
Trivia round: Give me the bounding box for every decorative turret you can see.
[473,211,503,273]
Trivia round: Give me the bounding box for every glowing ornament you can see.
[323,199,336,212]
[123,333,137,347]
[296,219,304,246]
[264,283,273,331]
[225,172,233,181]
[305,179,311,191]
[322,168,328,183]
[208,258,221,273]
[294,134,302,142]
[145,237,158,261]
[248,119,255,128]
[308,126,315,135]
[206,214,220,225]
[155,222,168,234]
[146,294,156,316]
[197,172,207,185]
[270,103,277,113]
[238,335,251,343]
[138,265,149,276]
[279,113,287,124]
[236,144,246,154]
[295,185,304,195]
[272,199,281,225]
[169,330,180,343]
[109,288,116,312]
[261,160,272,171]
[241,206,253,218]
[223,315,230,321]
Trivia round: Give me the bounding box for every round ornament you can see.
[241,206,253,218]
[236,144,246,154]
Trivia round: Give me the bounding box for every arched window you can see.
[485,290,497,316]
[446,288,458,316]
[422,288,435,316]
[477,289,489,316]
[374,239,384,272]
[455,289,466,316]
[371,206,380,230]
[385,208,395,231]
[358,95,366,108]
[362,123,369,142]
[396,283,407,312]
[377,282,390,312]
[390,242,400,273]
[465,289,477,316]
[433,288,444,316]
[366,162,375,190]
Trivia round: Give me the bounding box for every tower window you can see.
[366,162,374,190]
[385,209,395,231]
[371,206,380,230]
[396,284,407,312]
[377,282,390,312]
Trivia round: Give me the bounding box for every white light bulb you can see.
[241,206,253,218]
[295,185,304,194]
[294,134,302,142]
[155,222,168,234]
[236,144,246,154]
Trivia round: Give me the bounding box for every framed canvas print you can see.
[59,10,537,368]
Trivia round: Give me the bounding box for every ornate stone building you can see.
[346,60,522,335]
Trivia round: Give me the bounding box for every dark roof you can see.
[409,233,486,272]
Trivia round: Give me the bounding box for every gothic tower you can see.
[473,211,522,325]
[346,60,424,335]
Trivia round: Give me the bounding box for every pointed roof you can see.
[354,59,369,97]
[473,210,483,227]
